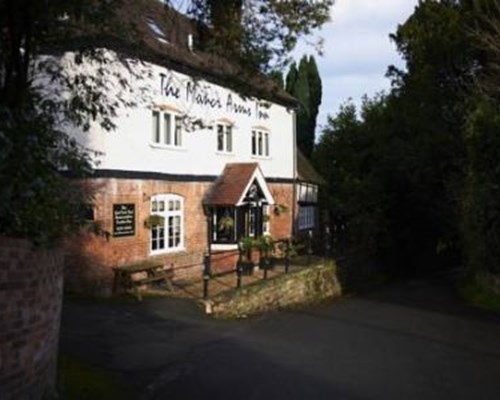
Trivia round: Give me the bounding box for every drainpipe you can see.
[205,205,212,276]
[291,108,298,238]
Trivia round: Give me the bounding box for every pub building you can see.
[59,0,322,295]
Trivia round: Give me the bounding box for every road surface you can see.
[61,277,500,399]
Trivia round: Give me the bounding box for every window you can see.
[216,123,233,153]
[211,205,269,244]
[150,194,184,253]
[248,207,257,237]
[212,207,236,243]
[298,206,316,230]
[152,110,182,147]
[251,129,269,157]
[263,205,270,234]
[146,17,168,44]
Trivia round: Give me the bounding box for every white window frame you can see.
[151,109,183,148]
[251,129,270,158]
[216,122,233,154]
[263,205,270,234]
[150,194,184,254]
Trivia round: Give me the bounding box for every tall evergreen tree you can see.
[306,55,322,154]
[285,61,298,93]
[295,57,313,156]
[285,55,322,157]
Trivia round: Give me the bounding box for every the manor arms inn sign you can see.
[160,72,270,120]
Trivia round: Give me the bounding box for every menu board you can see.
[113,204,135,237]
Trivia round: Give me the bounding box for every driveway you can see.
[60,277,500,399]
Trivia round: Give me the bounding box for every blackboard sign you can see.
[113,203,135,237]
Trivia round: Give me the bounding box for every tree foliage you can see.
[286,55,322,157]
[314,0,485,275]
[186,0,334,72]
[0,0,123,245]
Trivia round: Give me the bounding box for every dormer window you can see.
[146,17,168,43]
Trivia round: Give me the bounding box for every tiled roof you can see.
[49,0,297,107]
[297,150,325,185]
[204,163,259,206]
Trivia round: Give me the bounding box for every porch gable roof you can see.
[204,163,275,206]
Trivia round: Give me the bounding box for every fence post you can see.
[236,264,243,289]
[324,226,331,257]
[203,255,210,299]
[285,239,290,273]
[307,230,313,265]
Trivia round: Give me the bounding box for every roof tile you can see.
[204,163,259,206]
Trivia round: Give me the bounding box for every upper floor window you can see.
[252,129,270,157]
[152,110,182,148]
[217,123,233,153]
[150,194,184,253]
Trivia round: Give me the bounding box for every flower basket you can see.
[144,215,165,229]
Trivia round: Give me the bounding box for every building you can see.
[57,0,321,295]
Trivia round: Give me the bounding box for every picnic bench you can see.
[112,260,173,300]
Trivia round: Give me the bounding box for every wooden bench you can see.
[112,260,173,300]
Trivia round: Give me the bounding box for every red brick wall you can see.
[0,237,63,400]
[64,179,295,295]
[269,182,295,240]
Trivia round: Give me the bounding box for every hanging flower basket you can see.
[144,215,165,229]
[274,204,288,216]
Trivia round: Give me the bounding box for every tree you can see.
[0,0,123,245]
[186,0,334,72]
[315,0,476,275]
[288,57,311,156]
[285,55,322,157]
[460,0,500,276]
[314,98,389,266]
[306,55,322,152]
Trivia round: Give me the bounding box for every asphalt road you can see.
[61,277,500,400]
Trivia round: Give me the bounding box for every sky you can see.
[293,0,420,133]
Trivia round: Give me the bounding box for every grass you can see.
[57,355,136,400]
[458,280,500,313]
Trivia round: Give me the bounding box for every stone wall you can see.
[205,261,341,318]
[0,237,63,400]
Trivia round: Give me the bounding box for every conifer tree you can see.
[285,55,323,157]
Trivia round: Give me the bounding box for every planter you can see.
[237,260,255,276]
[259,256,275,270]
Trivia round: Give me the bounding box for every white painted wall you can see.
[58,50,295,179]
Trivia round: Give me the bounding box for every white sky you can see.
[293,0,420,132]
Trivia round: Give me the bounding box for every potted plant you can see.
[273,204,288,216]
[256,234,275,270]
[237,236,255,276]
[218,215,234,233]
[144,215,165,229]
